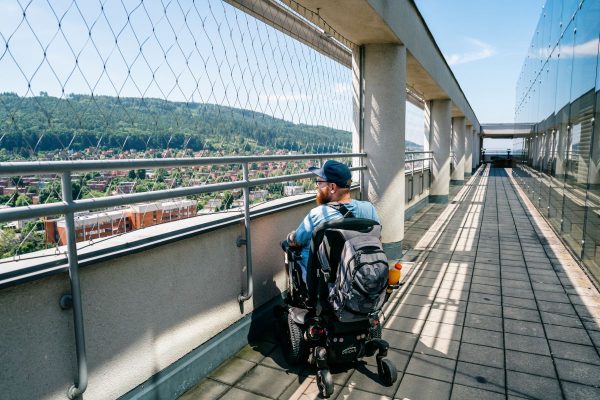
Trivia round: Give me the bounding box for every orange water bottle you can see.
[388,262,402,287]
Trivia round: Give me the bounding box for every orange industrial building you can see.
[45,199,197,245]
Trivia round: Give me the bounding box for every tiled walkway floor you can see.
[181,166,600,400]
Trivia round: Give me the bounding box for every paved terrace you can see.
[181,166,600,400]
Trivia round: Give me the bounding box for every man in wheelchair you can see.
[279,160,398,397]
[286,160,379,281]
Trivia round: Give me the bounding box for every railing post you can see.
[238,162,253,303]
[61,172,88,399]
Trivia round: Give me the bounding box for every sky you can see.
[414,0,545,150]
[415,0,545,123]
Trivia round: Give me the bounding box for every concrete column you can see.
[451,117,466,184]
[354,44,406,259]
[429,99,451,203]
[474,132,481,167]
[465,125,473,177]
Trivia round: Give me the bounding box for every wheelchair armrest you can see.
[281,240,303,261]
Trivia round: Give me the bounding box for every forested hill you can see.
[0,93,423,155]
[0,93,352,153]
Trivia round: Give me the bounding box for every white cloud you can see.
[446,38,496,65]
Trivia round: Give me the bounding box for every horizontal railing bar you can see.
[405,151,433,154]
[0,166,366,223]
[405,157,433,162]
[0,153,365,176]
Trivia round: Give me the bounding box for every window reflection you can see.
[513,0,600,284]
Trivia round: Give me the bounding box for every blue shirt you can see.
[293,199,380,281]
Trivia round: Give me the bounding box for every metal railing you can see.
[0,152,365,398]
[405,150,433,172]
[405,151,433,201]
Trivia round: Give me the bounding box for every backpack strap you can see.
[328,202,354,218]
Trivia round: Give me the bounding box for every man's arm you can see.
[287,212,315,248]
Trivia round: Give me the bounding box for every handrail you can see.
[0,152,365,176]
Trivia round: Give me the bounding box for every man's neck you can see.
[332,194,352,204]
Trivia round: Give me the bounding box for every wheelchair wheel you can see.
[284,313,305,365]
[378,358,397,386]
[316,369,334,398]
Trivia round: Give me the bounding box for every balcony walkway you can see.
[180,166,600,400]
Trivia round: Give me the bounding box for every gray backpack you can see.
[318,223,389,321]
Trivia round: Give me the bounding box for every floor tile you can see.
[465,313,503,332]
[405,353,456,382]
[334,386,392,400]
[345,363,400,398]
[179,378,230,400]
[459,342,504,368]
[502,296,537,310]
[540,311,584,328]
[506,370,562,400]
[548,340,600,365]
[235,365,296,398]
[415,335,461,359]
[220,387,271,400]
[503,306,541,323]
[544,324,593,346]
[554,358,600,386]
[504,333,550,356]
[505,349,556,378]
[392,303,430,320]
[562,381,600,400]
[462,326,504,349]
[209,357,256,385]
[420,320,463,341]
[454,361,505,394]
[382,329,419,352]
[450,384,505,400]
[504,319,545,337]
[386,315,425,334]
[395,373,452,400]
[466,302,502,318]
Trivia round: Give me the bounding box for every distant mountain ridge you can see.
[0,93,422,154]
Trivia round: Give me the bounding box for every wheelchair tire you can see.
[378,358,398,386]
[316,369,334,398]
[284,313,305,365]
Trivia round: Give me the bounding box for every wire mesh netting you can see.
[0,0,354,261]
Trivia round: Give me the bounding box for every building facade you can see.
[45,199,197,245]
[513,0,600,283]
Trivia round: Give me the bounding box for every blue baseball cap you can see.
[309,160,352,188]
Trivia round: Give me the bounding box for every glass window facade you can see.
[513,0,600,284]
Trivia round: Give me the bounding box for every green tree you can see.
[0,229,19,258]
[15,194,31,207]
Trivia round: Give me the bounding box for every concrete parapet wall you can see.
[0,202,312,400]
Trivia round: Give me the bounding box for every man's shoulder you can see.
[309,204,338,218]
[349,199,376,209]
